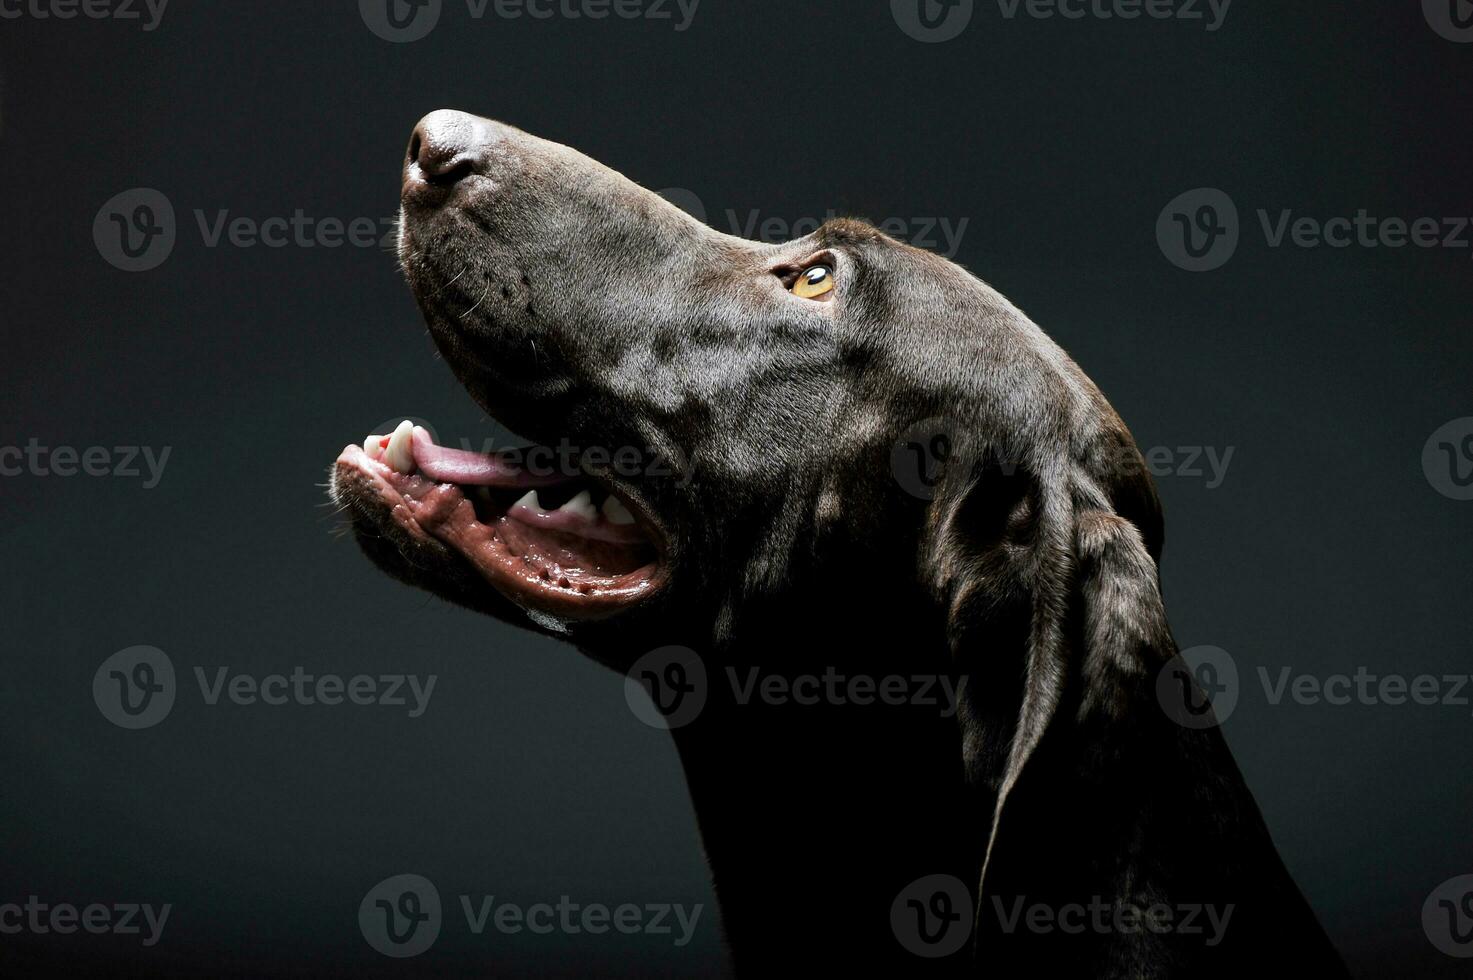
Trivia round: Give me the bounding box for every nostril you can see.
[406,110,485,188]
[427,157,475,186]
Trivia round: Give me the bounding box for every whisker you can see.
[429,264,468,299]
[460,278,492,319]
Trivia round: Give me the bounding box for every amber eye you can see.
[792,264,835,299]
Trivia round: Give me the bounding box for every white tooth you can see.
[513,490,544,512]
[560,490,597,522]
[385,420,415,473]
[601,495,636,525]
[363,434,382,457]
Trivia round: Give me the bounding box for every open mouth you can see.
[333,421,666,621]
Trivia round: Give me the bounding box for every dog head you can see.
[329,110,1164,698]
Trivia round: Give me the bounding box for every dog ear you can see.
[923,438,1176,896]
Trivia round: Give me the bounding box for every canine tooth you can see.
[560,490,597,521]
[513,490,544,512]
[602,496,636,525]
[385,420,415,473]
[364,434,382,457]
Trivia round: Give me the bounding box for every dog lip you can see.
[333,442,668,621]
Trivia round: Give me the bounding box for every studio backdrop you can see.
[1,2,1470,977]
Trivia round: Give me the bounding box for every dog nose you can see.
[404,109,490,192]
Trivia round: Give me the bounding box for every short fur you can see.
[332,113,1348,977]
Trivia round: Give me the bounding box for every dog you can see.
[329,110,1349,977]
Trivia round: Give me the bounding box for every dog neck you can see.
[664,581,986,972]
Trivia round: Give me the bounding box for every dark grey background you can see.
[2,2,1470,976]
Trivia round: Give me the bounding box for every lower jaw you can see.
[334,444,665,622]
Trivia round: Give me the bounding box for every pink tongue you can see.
[411,427,570,487]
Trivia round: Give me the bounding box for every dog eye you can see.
[792,265,835,299]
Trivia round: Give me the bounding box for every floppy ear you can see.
[922,434,1343,971]
[922,437,1186,901]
